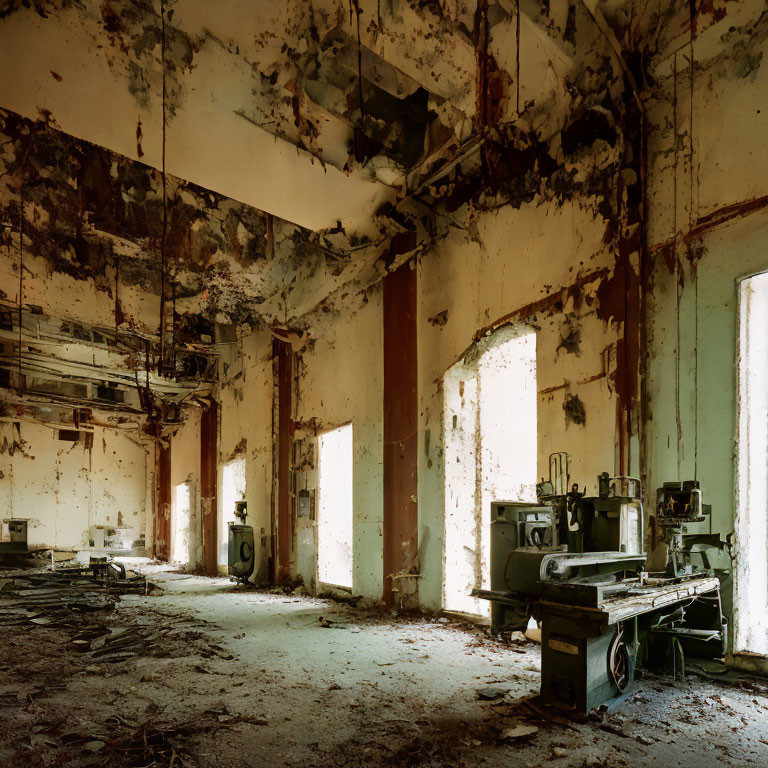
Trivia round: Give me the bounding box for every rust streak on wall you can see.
[382,261,418,608]
[650,194,768,262]
[471,267,611,346]
[274,338,293,585]
[595,82,646,477]
[685,193,768,244]
[154,440,171,562]
[200,401,218,575]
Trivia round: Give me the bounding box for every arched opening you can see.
[442,327,538,616]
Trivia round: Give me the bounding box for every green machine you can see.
[476,455,727,711]
[228,501,255,584]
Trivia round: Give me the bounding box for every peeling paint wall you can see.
[285,1,642,608]
[417,201,622,610]
[642,0,768,646]
[217,329,273,581]
[293,284,384,596]
[168,405,201,567]
[3,0,767,633]
[645,1,768,540]
[0,420,151,550]
[0,0,394,233]
[0,107,343,332]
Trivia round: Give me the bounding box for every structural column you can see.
[201,401,219,575]
[382,260,419,608]
[154,441,171,561]
[274,338,293,585]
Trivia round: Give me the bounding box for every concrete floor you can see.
[1,565,767,767]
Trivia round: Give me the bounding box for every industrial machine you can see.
[228,500,254,583]
[647,481,730,661]
[476,455,726,711]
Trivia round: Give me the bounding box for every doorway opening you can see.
[220,457,246,568]
[171,481,192,564]
[736,272,768,656]
[317,424,354,589]
[443,328,537,616]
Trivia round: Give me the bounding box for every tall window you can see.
[317,424,354,589]
[736,272,768,656]
[220,457,246,568]
[171,482,192,564]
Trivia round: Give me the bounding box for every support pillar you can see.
[154,440,171,561]
[201,401,218,575]
[382,260,419,608]
[274,338,293,585]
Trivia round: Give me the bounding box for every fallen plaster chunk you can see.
[500,723,539,740]
[318,616,353,629]
[477,685,509,700]
[525,626,542,643]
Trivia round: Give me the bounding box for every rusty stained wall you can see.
[417,200,624,610]
[0,107,336,335]
[5,0,766,618]
[280,5,642,608]
[644,2,768,565]
[0,420,152,551]
[291,282,384,597]
[167,406,203,567]
[286,182,628,609]
[216,329,273,581]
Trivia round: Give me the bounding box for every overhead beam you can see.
[0,4,392,234]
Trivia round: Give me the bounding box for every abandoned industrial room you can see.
[1,0,768,765]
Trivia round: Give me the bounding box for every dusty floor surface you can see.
[1,563,767,768]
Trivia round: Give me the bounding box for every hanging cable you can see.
[355,1,364,120]
[351,0,367,163]
[515,0,520,116]
[673,53,681,479]
[689,2,698,483]
[17,205,23,395]
[158,0,168,376]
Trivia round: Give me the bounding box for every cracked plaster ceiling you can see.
[0,0,743,335]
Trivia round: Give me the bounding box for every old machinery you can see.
[228,500,254,583]
[485,455,644,636]
[646,481,729,661]
[654,480,731,578]
[476,456,725,711]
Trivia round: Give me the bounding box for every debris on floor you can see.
[1,565,766,768]
[0,560,156,624]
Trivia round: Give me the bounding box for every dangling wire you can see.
[355,1,365,120]
[158,0,168,376]
[17,205,23,394]
[515,0,520,116]
[351,0,367,163]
